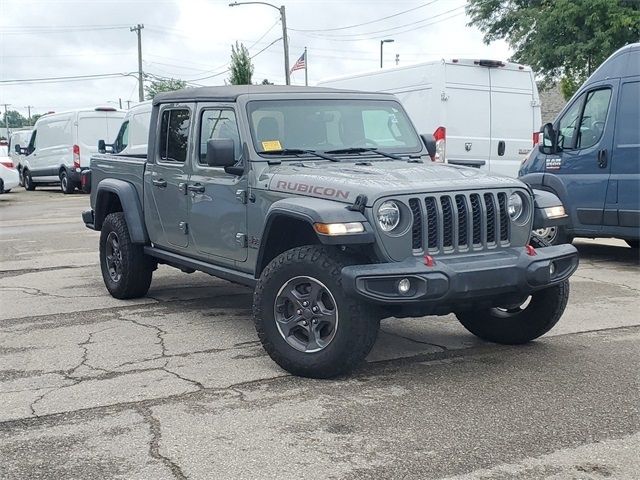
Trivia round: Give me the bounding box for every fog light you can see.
[549,262,556,276]
[398,278,411,295]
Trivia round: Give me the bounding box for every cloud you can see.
[1,0,510,117]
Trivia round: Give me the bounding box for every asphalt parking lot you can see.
[1,188,639,480]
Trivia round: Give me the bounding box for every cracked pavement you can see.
[1,189,639,479]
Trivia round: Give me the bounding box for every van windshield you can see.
[247,99,421,157]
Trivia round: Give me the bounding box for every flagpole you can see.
[304,47,308,86]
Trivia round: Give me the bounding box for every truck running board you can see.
[143,247,257,288]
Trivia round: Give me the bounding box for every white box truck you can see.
[319,59,542,178]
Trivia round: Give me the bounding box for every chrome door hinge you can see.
[235,189,247,204]
[235,233,247,247]
[179,222,189,234]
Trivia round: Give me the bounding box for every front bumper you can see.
[342,244,578,306]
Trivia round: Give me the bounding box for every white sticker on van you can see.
[546,157,562,170]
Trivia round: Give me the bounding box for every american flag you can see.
[290,51,306,73]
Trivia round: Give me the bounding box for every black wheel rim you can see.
[273,276,338,353]
[105,231,123,283]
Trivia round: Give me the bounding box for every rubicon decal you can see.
[274,181,350,200]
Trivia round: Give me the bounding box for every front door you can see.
[187,104,248,263]
[145,105,193,249]
[544,84,615,233]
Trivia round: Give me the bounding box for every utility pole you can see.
[395,54,400,66]
[130,24,145,102]
[229,3,290,85]
[118,98,123,109]
[304,47,308,87]
[1,104,10,140]
[380,39,394,68]
[126,100,132,109]
[25,106,33,125]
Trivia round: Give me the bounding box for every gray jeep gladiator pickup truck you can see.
[83,85,578,378]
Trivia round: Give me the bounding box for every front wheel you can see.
[253,245,379,378]
[100,212,154,299]
[23,170,36,191]
[456,281,570,345]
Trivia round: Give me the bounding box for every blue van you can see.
[520,43,639,248]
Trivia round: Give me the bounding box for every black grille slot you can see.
[409,198,423,250]
[484,193,497,244]
[498,192,509,241]
[425,197,438,249]
[441,196,454,248]
[470,194,482,245]
[455,195,468,247]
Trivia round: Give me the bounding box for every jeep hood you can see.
[265,160,525,206]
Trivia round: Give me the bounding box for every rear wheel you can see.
[60,170,74,194]
[253,245,379,378]
[23,170,36,191]
[100,212,154,299]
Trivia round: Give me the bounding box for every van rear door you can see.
[77,110,125,167]
[489,65,537,177]
[443,62,491,169]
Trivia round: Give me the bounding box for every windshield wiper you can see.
[323,147,402,160]
[260,149,340,162]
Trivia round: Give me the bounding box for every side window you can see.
[199,109,241,164]
[615,81,639,146]
[576,88,611,149]
[557,93,584,150]
[159,109,190,163]
[27,131,37,154]
[114,121,129,153]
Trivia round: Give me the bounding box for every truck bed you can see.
[89,153,147,209]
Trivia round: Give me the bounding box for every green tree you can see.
[0,110,28,128]
[261,78,274,85]
[229,41,254,85]
[467,0,640,99]
[144,77,187,100]
[30,113,43,125]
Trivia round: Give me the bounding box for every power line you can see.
[0,73,136,85]
[289,1,439,32]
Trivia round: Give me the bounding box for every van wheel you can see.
[60,170,74,194]
[100,212,154,299]
[456,281,569,345]
[23,170,36,191]
[0,179,4,194]
[18,168,24,187]
[532,226,572,245]
[253,245,379,378]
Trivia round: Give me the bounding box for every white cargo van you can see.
[106,101,152,156]
[21,107,125,193]
[8,129,33,185]
[319,59,542,177]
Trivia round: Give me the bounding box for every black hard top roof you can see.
[152,85,392,105]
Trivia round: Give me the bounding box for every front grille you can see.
[409,191,511,254]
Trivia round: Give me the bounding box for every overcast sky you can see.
[1,0,510,119]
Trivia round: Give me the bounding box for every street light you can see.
[380,39,394,69]
[229,1,290,85]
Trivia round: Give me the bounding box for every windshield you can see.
[247,99,421,157]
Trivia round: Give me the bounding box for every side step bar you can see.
[143,246,257,288]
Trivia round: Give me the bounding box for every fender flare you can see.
[94,178,149,244]
[256,197,375,273]
[532,188,570,230]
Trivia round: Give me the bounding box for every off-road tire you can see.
[456,281,570,345]
[23,170,36,191]
[60,170,74,194]
[100,212,154,299]
[253,245,379,378]
[626,239,639,249]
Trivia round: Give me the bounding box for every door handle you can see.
[187,183,205,194]
[497,140,505,157]
[597,149,608,168]
[152,179,167,188]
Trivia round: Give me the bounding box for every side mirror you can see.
[539,123,561,155]
[206,139,242,174]
[15,144,21,154]
[98,139,113,154]
[420,134,437,160]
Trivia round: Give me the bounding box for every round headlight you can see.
[508,192,525,222]
[377,201,401,232]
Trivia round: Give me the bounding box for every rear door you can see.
[489,67,536,177]
[187,104,248,264]
[145,104,193,249]
[544,83,616,233]
[443,62,491,169]
[609,79,640,233]
[77,111,124,167]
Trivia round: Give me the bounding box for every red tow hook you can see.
[424,254,436,266]
[525,244,537,256]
